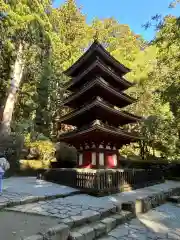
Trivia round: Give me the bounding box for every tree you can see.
[0,0,52,133]
[91,18,145,68]
[44,0,90,138]
[0,0,178,162]
[51,0,90,70]
[131,1,180,160]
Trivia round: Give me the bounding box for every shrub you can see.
[20,159,51,170]
[0,133,24,176]
[54,142,77,168]
[25,139,55,161]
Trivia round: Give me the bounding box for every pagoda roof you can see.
[65,59,134,92]
[63,77,136,109]
[59,97,141,127]
[64,40,131,78]
[59,120,141,148]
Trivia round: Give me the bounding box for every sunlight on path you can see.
[106,203,180,240]
[3,176,79,197]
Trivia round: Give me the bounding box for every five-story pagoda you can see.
[58,40,141,169]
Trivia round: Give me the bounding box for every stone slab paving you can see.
[0,177,79,208]
[104,203,180,240]
[4,180,180,221]
[0,190,37,209]
[6,193,117,222]
[2,178,180,211]
[107,180,180,205]
[1,180,180,239]
[3,176,79,197]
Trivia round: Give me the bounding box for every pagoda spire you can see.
[93,30,99,42]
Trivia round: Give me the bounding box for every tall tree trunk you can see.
[34,49,51,138]
[1,43,25,134]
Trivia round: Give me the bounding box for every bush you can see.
[25,139,55,161]
[54,142,77,168]
[0,133,24,176]
[20,159,51,170]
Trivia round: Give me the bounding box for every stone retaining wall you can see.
[122,186,180,215]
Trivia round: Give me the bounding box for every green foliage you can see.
[55,142,77,167]
[91,17,145,68]
[148,15,180,160]
[0,0,179,161]
[0,133,24,175]
[120,8,180,161]
[25,135,55,161]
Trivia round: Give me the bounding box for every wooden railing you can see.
[76,168,164,195]
[44,168,164,195]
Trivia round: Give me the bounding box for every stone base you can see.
[167,195,180,203]
[135,187,180,214]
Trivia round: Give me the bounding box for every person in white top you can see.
[0,157,10,194]
[0,166,4,194]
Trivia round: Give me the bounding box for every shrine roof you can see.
[64,40,131,78]
[63,77,136,108]
[65,59,134,92]
[59,97,141,127]
[59,120,141,147]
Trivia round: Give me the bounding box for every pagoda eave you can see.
[65,59,133,92]
[59,123,140,148]
[64,40,131,78]
[59,98,141,127]
[63,78,136,109]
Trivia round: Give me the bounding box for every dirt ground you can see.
[0,210,60,240]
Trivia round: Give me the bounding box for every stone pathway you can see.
[2,178,180,211]
[1,179,180,239]
[109,180,180,204]
[0,190,33,207]
[103,203,180,240]
[6,194,117,221]
[0,177,79,208]
[3,176,79,197]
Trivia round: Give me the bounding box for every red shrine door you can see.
[106,153,118,168]
[81,151,92,168]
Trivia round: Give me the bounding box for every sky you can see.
[53,0,180,41]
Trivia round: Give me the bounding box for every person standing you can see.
[0,166,5,194]
[0,156,10,194]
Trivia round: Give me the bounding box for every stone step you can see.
[0,190,82,210]
[59,205,119,230]
[68,210,134,240]
[167,195,180,203]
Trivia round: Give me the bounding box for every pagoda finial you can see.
[93,30,99,43]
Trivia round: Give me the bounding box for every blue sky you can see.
[53,0,180,41]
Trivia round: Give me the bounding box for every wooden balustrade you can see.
[44,168,164,196]
[75,168,164,195]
